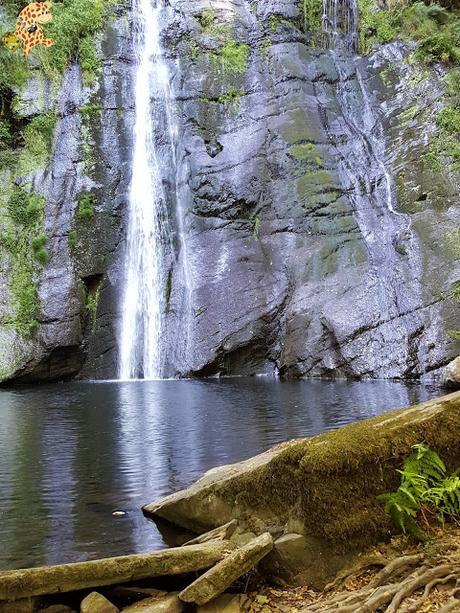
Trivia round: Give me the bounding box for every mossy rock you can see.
[144,392,460,586]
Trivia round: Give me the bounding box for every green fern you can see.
[424,475,460,521]
[381,444,459,539]
[403,443,446,485]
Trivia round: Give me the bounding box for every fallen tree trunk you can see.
[0,541,236,602]
[179,533,273,605]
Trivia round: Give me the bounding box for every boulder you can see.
[260,533,353,590]
[122,593,183,612]
[179,533,273,605]
[143,445,293,533]
[197,594,247,612]
[0,599,36,613]
[441,357,460,389]
[80,592,118,613]
[145,392,460,587]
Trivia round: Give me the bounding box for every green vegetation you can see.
[80,104,103,117]
[68,229,77,251]
[7,189,45,226]
[290,143,324,167]
[77,192,96,222]
[269,15,297,32]
[299,0,323,35]
[195,8,216,31]
[0,110,57,173]
[450,281,460,301]
[252,215,260,238]
[22,113,57,163]
[215,41,249,76]
[2,188,47,337]
[35,0,113,84]
[32,235,49,265]
[86,285,100,332]
[437,106,460,133]
[380,444,460,539]
[1,0,114,93]
[358,0,460,63]
[217,85,242,108]
[193,7,249,78]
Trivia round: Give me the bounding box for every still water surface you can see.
[0,379,441,570]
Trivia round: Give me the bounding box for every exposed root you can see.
[324,555,387,593]
[300,553,460,612]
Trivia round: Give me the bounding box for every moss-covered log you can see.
[0,541,236,602]
[179,533,273,605]
[144,392,460,553]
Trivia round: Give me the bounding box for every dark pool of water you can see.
[0,378,441,570]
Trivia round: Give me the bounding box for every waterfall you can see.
[322,0,358,52]
[119,0,176,380]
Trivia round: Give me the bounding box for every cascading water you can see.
[319,0,426,375]
[322,0,358,52]
[320,0,410,241]
[119,0,177,380]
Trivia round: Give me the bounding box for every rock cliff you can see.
[0,0,459,382]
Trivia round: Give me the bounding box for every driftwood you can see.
[179,533,273,605]
[0,540,236,602]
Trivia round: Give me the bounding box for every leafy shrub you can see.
[380,444,460,539]
[437,106,460,133]
[34,0,109,83]
[358,0,460,65]
[0,120,12,147]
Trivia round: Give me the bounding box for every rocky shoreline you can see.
[1,391,460,612]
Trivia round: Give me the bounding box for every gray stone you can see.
[260,533,353,590]
[441,357,460,389]
[197,594,246,613]
[80,592,118,613]
[122,593,183,612]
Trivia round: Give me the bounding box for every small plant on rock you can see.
[380,444,460,539]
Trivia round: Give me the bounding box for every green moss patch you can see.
[77,192,96,222]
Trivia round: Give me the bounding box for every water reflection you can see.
[0,379,439,570]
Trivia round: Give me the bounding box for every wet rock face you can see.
[0,6,133,382]
[163,1,460,380]
[1,0,459,382]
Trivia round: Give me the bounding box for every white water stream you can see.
[119,0,176,380]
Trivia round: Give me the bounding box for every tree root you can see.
[300,554,460,613]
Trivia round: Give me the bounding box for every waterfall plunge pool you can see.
[0,378,441,570]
